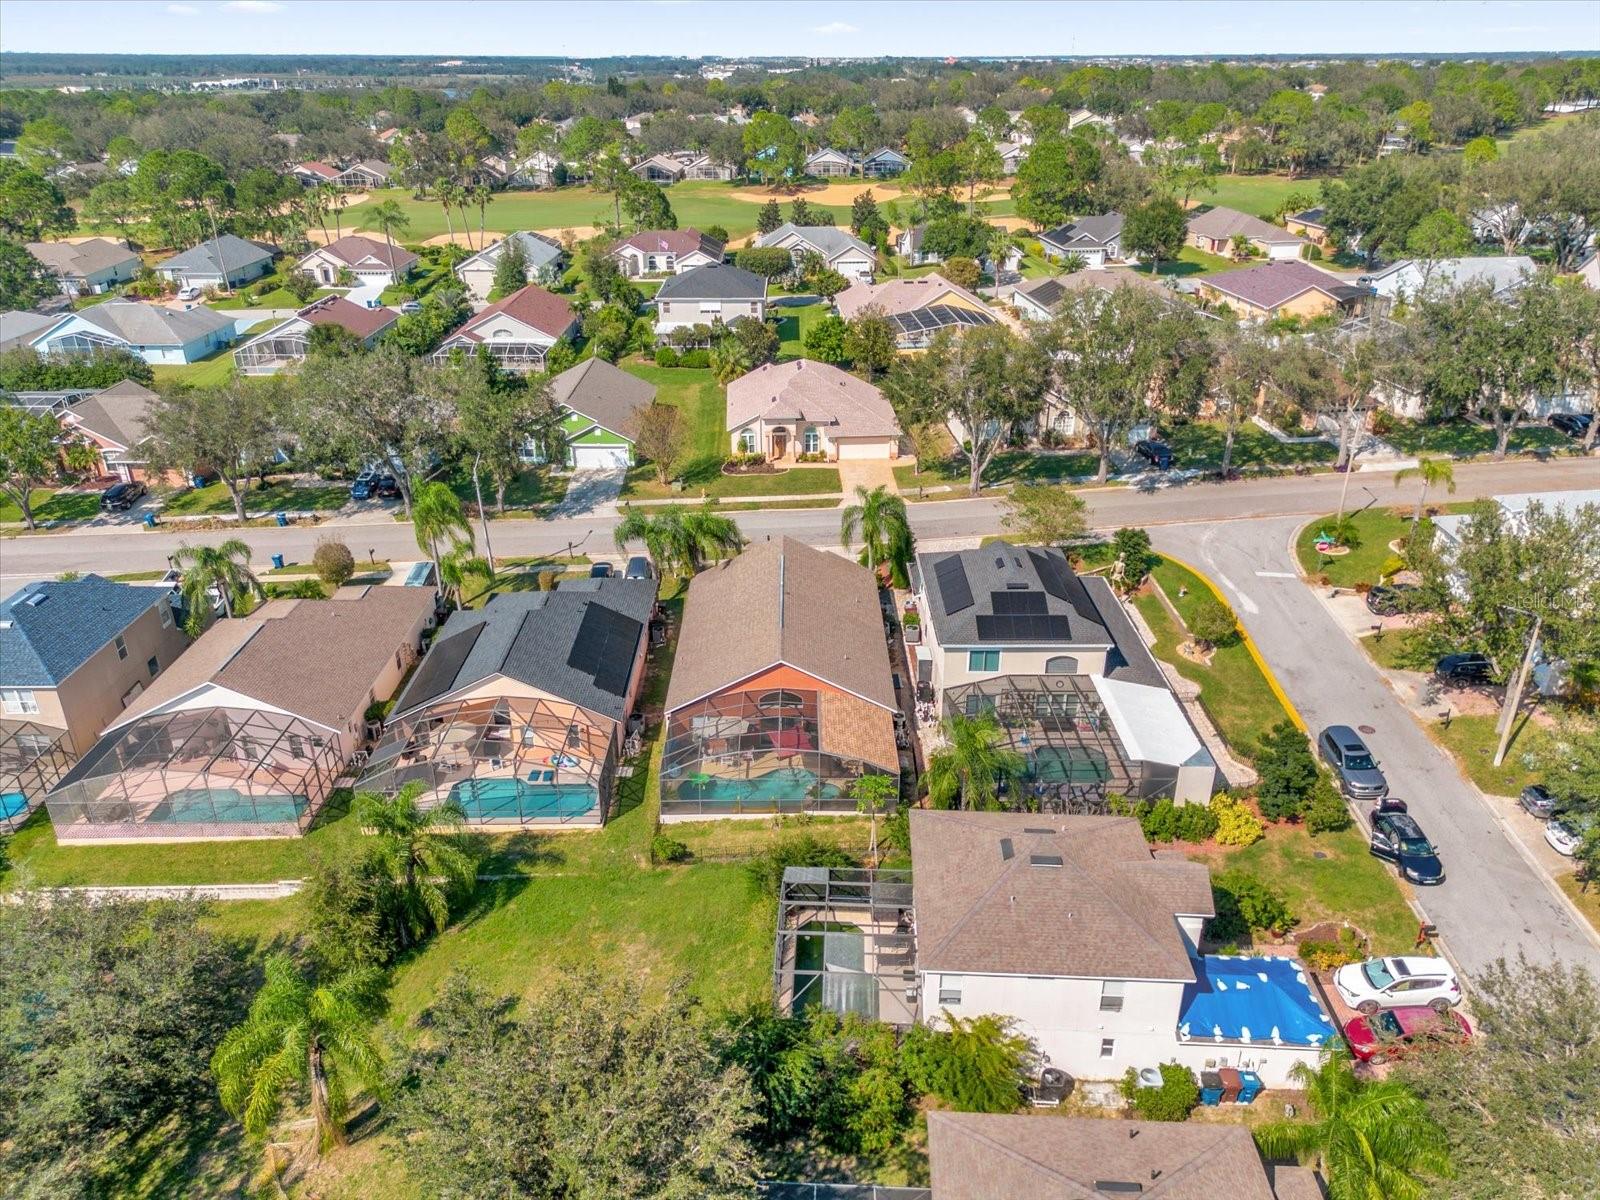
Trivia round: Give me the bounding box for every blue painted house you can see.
[30,299,238,365]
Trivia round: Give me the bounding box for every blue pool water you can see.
[449,778,599,822]
[149,789,308,825]
[675,768,842,804]
[1,791,29,822]
[1030,747,1112,785]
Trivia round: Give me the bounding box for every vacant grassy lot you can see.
[1191,174,1323,219]
[1129,245,1238,278]
[210,286,336,310]
[1429,712,1576,798]
[0,487,103,524]
[1381,418,1572,458]
[1166,420,1337,470]
[1360,627,1435,672]
[894,449,1099,493]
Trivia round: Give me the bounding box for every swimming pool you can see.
[149,788,308,825]
[675,768,843,804]
[1,791,30,824]
[1030,747,1113,785]
[448,777,599,822]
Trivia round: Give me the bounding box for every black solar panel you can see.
[566,603,644,697]
[975,613,1074,642]
[1029,549,1102,625]
[889,304,998,334]
[991,590,1047,615]
[934,556,974,615]
[398,622,484,712]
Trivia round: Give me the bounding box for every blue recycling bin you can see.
[1199,1071,1224,1106]
[1237,1071,1263,1104]
[192,474,206,489]
[142,512,158,528]
[274,512,288,527]
[270,553,285,569]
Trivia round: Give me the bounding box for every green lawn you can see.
[209,286,336,310]
[1294,507,1414,588]
[1429,712,1572,798]
[159,479,352,516]
[894,449,1099,493]
[1191,174,1323,220]
[1360,627,1435,673]
[149,347,240,388]
[1166,420,1338,470]
[775,301,834,360]
[0,488,102,524]
[1130,245,1239,278]
[442,462,560,513]
[1380,418,1572,458]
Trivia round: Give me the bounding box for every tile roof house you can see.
[56,379,165,482]
[653,263,768,339]
[726,359,901,462]
[361,579,658,828]
[540,357,658,470]
[154,234,275,289]
[453,231,566,302]
[432,283,579,373]
[26,238,140,297]
[661,539,900,820]
[755,224,877,283]
[234,295,399,375]
[610,228,725,277]
[1,574,189,757]
[1037,212,1126,268]
[834,273,1000,349]
[1196,260,1368,322]
[291,160,342,187]
[1360,255,1536,303]
[912,541,1217,804]
[47,587,435,842]
[29,300,238,365]
[298,234,419,288]
[1186,205,1307,261]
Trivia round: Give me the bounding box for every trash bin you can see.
[270,553,285,569]
[1237,1071,1263,1104]
[1200,1071,1224,1106]
[192,474,206,489]
[274,512,288,527]
[142,512,158,528]
[1218,1067,1242,1104]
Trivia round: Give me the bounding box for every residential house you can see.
[0,574,189,757]
[454,231,566,302]
[727,359,901,462]
[432,284,579,373]
[297,234,419,289]
[893,225,939,266]
[861,147,911,178]
[155,234,275,289]
[1196,260,1368,322]
[56,380,168,482]
[333,160,392,189]
[1434,489,1600,558]
[45,587,435,842]
[1067,107,1113,131]
[233,296,398,376]
[375,128,403,146]
[1572,247,1600,291]
[653,263,768,340]
[29,300,237,365]
[610,228,725,278]
[623,115,647,137]
[995,141,1028,175]
[501,150,565,189]
[756,224,878,284]
[1036,213,1126,268]
[661,539,901,820]
[1377,132,1409,156]
[681,154,736,182]
[26,239,140,297]
[1186,205,1307,261]
[805,147,855,177]
[631,153,687,184]
[998,269,1169,322]
[539,357,657,470]
[1359,255,1536,304]
[0,311,59,354]
[360,579,658,828]
[925,1112,1325,1200]
[834,273,999,350]
[291,160,342,188]
[1284,205,1330,245]
[913,542,1219,804]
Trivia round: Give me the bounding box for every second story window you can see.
[114,635,128,660]
[1100,980,1126,1013]
[147,656,159,678]
[1,689,39,715]
[967,650,1000,672]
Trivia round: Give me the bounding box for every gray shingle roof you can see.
[0,311,57,354]
[26,238,139,279]
[1081,574,1167,688]
[1186,205,1306,246]
[655,262,767,301]
[156,234,274,276]
[547,358,656,442]
[1038,212,1124,251]
[915,541,1114,649]
[755,223,875,261]
[0,575,169,687]
[62,380,158,451]
[71,300,235,347]
[391,579,658,723]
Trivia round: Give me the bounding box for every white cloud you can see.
[223,1,285,12]
[166,2,198,11]
[812,21,859,34]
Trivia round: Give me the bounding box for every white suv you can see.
[1333,956,1460,1015]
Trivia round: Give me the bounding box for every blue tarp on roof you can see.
[1178,955,1336,1048]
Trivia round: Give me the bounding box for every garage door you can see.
[834,438,893,460]
[571,445,631,471]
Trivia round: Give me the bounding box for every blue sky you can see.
[0,1,1595,58]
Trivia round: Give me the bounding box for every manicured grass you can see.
[1191,174,1324,220]
[0,488,102,524]
[625,463,842,500]
[149,349,238,388]
[1429,712,1571,798]
[1556,872,1600,937]
[443,462,560,512]
[1360,627,1435,672]
[1166,420,1337,470]
[775,301,834,360]
[159,479,352,516]
[1294,507,1414,588]
[893,449,1099,493]
[1129,245,1238,278]
[623,362,725,459]
[209,286,336,310]
[1379,418,1571,458]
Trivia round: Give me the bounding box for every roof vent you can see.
[1094,1183,1143,1195]
[994,555,1005,569]
[999,838,1014,861]
[23,593,48,607]
[1029,854,1064,867]
[1022,827,1053,834]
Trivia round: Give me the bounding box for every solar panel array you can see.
[399,622,484,711]
[990,590,1047,615]
[934,556,974,615]
[1029,549,1102,624]
[975,613,1074,642]
[566,604,644,697]
[888,304,998,335]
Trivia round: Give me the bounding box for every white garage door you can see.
[572,445,631,470]
[834,438,893,460]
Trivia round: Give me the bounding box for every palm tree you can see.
[438,543,492,607]
[411,481,474,595]
[355,780,476,949]
[211,955,385,1152]
[1393,455,1456,541]
[613,503,743,577]
[174,538,261,622]
[470,182,494,252]
[433,174,457,244]
[1255,1052,1450,1200]
[302,185,331,243]
[840,484,914,587]
[708,338,753,386]
[924,712,1027,810]
[368,198,410,284]
[316,181,343,240]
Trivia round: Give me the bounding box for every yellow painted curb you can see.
[1158,552,1308,733]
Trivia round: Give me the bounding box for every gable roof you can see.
[293,294,398,340]
[755,223,875,262]
[294,160,341,179]
[665,539,895,712]
[655,262,767,301]
[725,359,899,439]
[60,379,158,451]
[311,234,420,273]
[0,311,57,354]
[1288,206,1327,226]
[805,147,855,165]
[0,575,170,687]
[632,153,685,176]
[915,541,1114,648]
[456,230,565,274]
[390,579,657,722]
[910,810,1214,982]
[547,357,657,441]
[1037,212,1125,251]
[1186,205,1305,246]
[834,272,992,320]
[60,300,235,348]
[342,159,392,179]
[1007,269,1168,313]
[863,146,910,164]
[611,228,725,259]
[927,1112,1279,1200]
[1202,260,1364,310]
[114,587,433,733]
[156,233,274,276]
[26,238,139,278]
[1362,255,1536,295]
[455,283,577,339]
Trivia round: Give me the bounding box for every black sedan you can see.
[100,480,147,511]
[374,474,401,499]
[1366,583,1418,616]
[1368,800,1445,886]
[1437,653,1494,683]
[1133,439,1174,470]
[1549,412,1592,440]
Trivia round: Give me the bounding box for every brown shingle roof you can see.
[547,357,656,440]
[835,273,993,320]
[1201,260,1359,311]
[62,380,158,451]
[927,1112,1280,1200]
[457,283,578,339]
[612,228,724,258]
[296,295,397,340]
[664,539,896,712]
[910,811,1213,982]
[316,234,420,273]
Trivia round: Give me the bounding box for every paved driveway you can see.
[552,468,627,517]
[1152,517,1600,981]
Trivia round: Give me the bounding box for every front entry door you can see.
[771,429,789,459]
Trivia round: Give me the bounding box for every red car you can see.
[1344,1005,1471,1063]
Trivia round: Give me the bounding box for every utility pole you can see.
[1493,612,1542,767]
[471,451,494,574]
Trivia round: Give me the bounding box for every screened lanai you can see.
[45,706,344,841]
[0,720,74,832]
[233,324,311,375]
[773,866,918,1026]
[361,694,615,827]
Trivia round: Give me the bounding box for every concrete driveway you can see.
[552,468,627,517]
[1151,517,1600,981]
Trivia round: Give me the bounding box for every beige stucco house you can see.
[726,359,902,461]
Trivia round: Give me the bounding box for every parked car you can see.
[1318,725,1389,799]
[624,556,655,580]
[99,480,147,511]
[1367,799,1445,885]
[1333,956,1462,1015]
[175,285,202,302]
[1545,817,1588,858]
[1437,653,1494,683]
[1365,583,1418,617]
[1344,1005,1471,1063]
[1133,439,1174,470]
[349,470,378,500]
[1549,412,1593,440]
[374,475,401,499]
[589,562,613,579]
[1519,784,1556,820]
[399,300,423,315]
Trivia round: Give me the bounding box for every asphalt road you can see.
[1151,517,1600,981]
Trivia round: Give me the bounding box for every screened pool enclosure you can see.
[773,867,917,1026]
[45,707,343,840]
[0,720,73,832]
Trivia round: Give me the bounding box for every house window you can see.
[2,689,40,715]
[159,600,173,628]
[1099,1038,1116,1059]
[967,650,1000,672]
[964,694,996,718]
[1100,981,1125,1013]
[802,427,820,454]
[1044,655,1078,675]
[114,635,128,660]
[699,302,723,315]
[937,977,963,1006]
[757,690,805,711]
[146,656,159,678]
[739,429,757,453]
